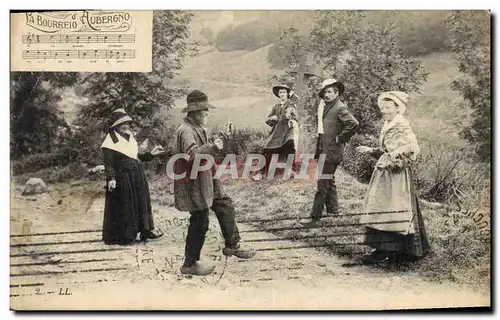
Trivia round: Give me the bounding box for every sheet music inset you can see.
[11,11,152,72]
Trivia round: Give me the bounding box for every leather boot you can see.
[140,229,164,242]
[180,261,216,276]
[222,244,256,259]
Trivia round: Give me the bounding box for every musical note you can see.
[21,49,135,60]
[21,33,135,44]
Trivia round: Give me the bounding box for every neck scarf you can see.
[101,129,138,159]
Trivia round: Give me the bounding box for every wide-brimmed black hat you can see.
[109,108,133,128]
[181,90,216,113]
[272,84,291,98]
[318,78,345,99]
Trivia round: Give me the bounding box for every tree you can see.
[309,11,365,70]
[272,11,429,180]
[200,27,214,45]
[77,11,193,150]
[446,10,491,162]
[267,27,307,69]
[275,11,428,135]
[10,72,78,159]
[333,22,428,135]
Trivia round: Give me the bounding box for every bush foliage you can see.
[446,11,491,162]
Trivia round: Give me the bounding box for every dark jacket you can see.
[263,99,298,152]
[173,117,226,212]
[317,98,359,164]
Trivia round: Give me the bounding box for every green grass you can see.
[222,166,490,292]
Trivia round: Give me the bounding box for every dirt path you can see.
[9,182,490,310]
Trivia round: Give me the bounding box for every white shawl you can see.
[101,130,138,159]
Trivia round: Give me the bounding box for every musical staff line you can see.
[22,33,135,45]
[22,49,136,60]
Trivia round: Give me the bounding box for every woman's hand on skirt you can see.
[108,180,116,191]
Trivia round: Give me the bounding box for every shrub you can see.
[413,140,490,204]
[14,162,91,185]
[12,152,68,174]
[210,126,267,159]
[267,42,286,68]
[446,11,491,162]
[416,202,490,289]
[10,73,78,160]
[341,134,379,183]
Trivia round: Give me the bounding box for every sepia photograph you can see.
[7,6,492,311]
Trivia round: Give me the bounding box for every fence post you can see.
[292,51,319,154]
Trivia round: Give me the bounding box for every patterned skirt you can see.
[360,167,430,258]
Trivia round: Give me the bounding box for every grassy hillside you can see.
[409,52,464,148]
[176,44,278,92]
[170,47,466,149]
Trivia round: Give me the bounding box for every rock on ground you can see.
[22,178,48,196]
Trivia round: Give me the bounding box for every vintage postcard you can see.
[9,9,491,310]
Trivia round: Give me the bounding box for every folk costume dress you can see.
[359,112,430,260]
[263,99,299,157]
[262,85,300,176]
[101,112,159,245]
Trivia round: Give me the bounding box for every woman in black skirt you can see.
[100,108,165,245]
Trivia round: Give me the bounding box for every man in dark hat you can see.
[172,90,256,276]
[302,79,359,225]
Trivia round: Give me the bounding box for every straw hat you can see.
[272,84,291,98]
[318,78,345,99]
